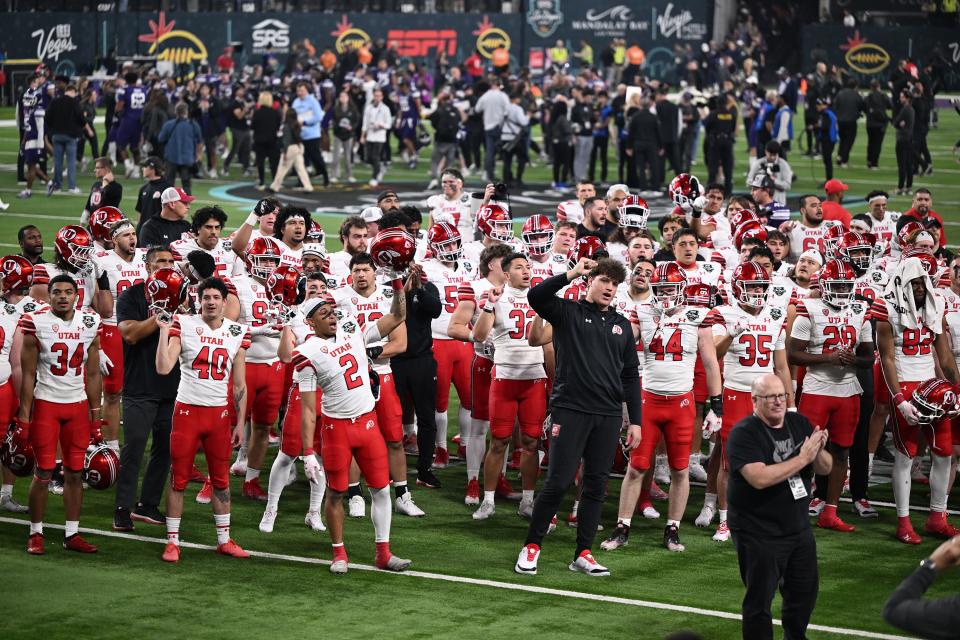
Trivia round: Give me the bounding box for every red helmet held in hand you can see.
[370,227,417,272]
[84,442,120,490]
[0,423,34,478]
[266,265,305,312]
[566,235,607,270]
[901,247,940,277]
[55,225,95,271]
[728,208,760,230]
[88,206,128,244]
[145,268,187,318]
[1,255,34,293]
[669,173,702,210]
[618,195,650,229]
[911,378,960,425]
[733,220,767,250]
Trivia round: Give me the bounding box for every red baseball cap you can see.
[824,179,849,195]
[161,187,196,205]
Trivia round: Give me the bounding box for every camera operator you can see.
[746,141,792,204]
[883,535,960,639]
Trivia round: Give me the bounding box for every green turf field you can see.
[1,105,960,639]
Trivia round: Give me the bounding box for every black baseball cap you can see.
[376,190,399,204]
[142,156,164,171]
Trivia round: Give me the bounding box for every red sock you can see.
[822,504,837,519]
[375,541,391,560]
[332,543,348,562]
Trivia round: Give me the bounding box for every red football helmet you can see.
[55,225,95,271]
[0,423,34,477]
[244,236,282,280]
[669,173,702,210]
[819,258,858,308]
[1,255,34,292]
[728,209,760,230]
[145,268,187,319]
[617,195,650,229]
[685,283,713,308]
[84,442,120,490]
[266,264,305,314]
[650,262,688,310]
[838,231,876,273]
[306,220,326,246]
[88,206,128,244]
[370,227,417,272]
[521,215,555,256]
[901,247,939,277]
[821,222,848,259]
[731,261,770,309]
[566,235,607,270]
[897,220,925,250]
[911,378,960,425]
[733,221,768,250]
[476,203,514,242]
[427,222,463,262]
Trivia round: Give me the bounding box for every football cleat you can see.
[600,523,630,551]
[464,478,481,505]
[162,542,181,563]
[924,512,960,538]
[230,455,248,477]
[712,521,731,542]
[48,479,64,495]
[808,498,825,516]
[113,507,134,532]
[330,559,349,574]
[688,460,708,483]
[195,480,213,504]
[27,533,44,555]
[304,510,326,532]
[131,505,165,525]
[896,518,923,545]
[348,495,365,518]
[818,513,856,533]
[472,501,496,520]
[695,504,716,527]
[650,482,669,501]
[242,478,268,502]
[0,494,28,513]
[217,539,250,558]
[402,434,419,455]
[259,507,278,533]
[376,553,412,572]
[432,446,450,469]
[515,543,540,575]
[496,474,521,501]
[852,499,878,518]
[547,516,558,534]
[569,550,610,576]
[654,458,671,485]
[663,525,685,552]
[517,497,534,519]
[395,493,426,517]
[415,470,442,489]
[63,534,98,553]
[640,502,661,519]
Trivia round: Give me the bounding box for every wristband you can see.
[482,300,495,312]
[90,406,103,414]
[787,407,798,413]
[391,278,403,291]
[245,212,260,227]
[709,395,723,417]
[303,448,315,457]
[893,392,905,405]
[468,330,475,342]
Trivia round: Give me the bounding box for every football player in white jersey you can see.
[328,216,369,280]
[602,262,722,553]
[426,169,473,239]
[780,195,827,263]
[170,206,238,278]
[470,253,547,521]
[19,274,103,555]
[864,190,899,252]
[789,259,874,532]
[464,201,517,266]
[448,243,513,504]
[231,236,283,500]
[269,206,310,269]
[522,215,567,287]
[788,249,823,298]
[605,195,649,266]
[92,219,146,452]
[156,278,250,562]
[422,222,475,468]
[30,226,110,318]
[872,255,959,544]
[294,277,411,574]
[229,197,280,275]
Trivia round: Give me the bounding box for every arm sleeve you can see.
[621,329,642,425]
[882,568,960,640]
[414,282,443,320]
[528,274,568,325]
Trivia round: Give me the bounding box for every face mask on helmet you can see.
[249,254,280,279]
[432,236,462,261]
[821,278,855,308]
[522,230,554,256]
[735,279,770,309]
[652,282,685,310]
[843,247,872,272]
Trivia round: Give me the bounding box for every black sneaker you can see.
[415,470,442,489]
[600,523,630,551]
[113,507,135,532]
[131,504,166,525]
[663,524,685,552]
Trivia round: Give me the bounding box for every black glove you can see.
[254,197,278,217]
[709,394,723,417]
[369,369,381,401]
[366,346,384,360]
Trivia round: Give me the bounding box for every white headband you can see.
[867,194,888,204]
[110,220,134,238]
[915,230,935,244]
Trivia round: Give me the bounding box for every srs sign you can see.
[251,19,290,54]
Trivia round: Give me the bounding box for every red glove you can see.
[89,418,104,443]
[12,418,30,446]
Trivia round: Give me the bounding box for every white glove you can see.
[378,266,402,282]
[729,318,750,338]
[702,410,722,440]
[692,195,707,212]
[99,350,113,376]
[898,400,920,426]
[303,454,323,484]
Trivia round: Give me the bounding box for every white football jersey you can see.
[292,317,381,419]
[941,288,960,368]
[679,260,721,288]
[0,305,21,385]
[489,285,544,379]
[170,237,239,279]
[277,242,303,270]
[791,298,873,397]
[706,304,786,392]
[870,297,939,382]
[234,275,281,364]
[613,286,654,375]
[426,193,473,239]
[855,268,887,307]
[20,309,101,403]
[93,250,147,324]
[169,314,250,407]
[868,210,900,252]
[458,279,496,359]
[787,223,827,263]
[33,263,96,311]
[333,285,396,374]
[606,241,629,266]
[527,252,568,288]
[327,250,354,280]
[639,306,709,396]
[422,257,475,339]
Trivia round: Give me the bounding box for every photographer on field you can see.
[746,141,792,204]
[883,535,960,639]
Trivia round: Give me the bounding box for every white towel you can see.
[882,256,944,332]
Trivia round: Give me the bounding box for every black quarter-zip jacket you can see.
[529,274,642,424]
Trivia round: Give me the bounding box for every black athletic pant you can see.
[821,138,835,181]
[733,528,819,640]
[706,137,734,196]
[837,121,857,164]
[849,365,874,502]
[391,355,438,475]
[896,139,914,190]
[115,396,174,511]
[866,126,885,168]
[589,136,608,183]
[254,142,280,186]
[525,407,620,559]
[302,138,329,185]
[633,143,657,191]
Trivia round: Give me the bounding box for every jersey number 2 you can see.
[340,354,363,390]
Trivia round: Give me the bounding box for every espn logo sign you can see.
[386,29,457,57]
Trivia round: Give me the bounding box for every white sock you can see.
[435,410,448,449]
[245,468,260,482]
[370,486,392,543]
[465,417,488,480]
[65,520,79,538]
[266,452,294,510]
[868,452,875,478]
[403,423,416,437]
[458,406,471,448]
[166,517,181,545]
[214,513,231,545]
[667,519,680,528]
[30,522,43,535]
[483,490,495,505]
[718,509,728,523]
[308,465,326,512]
[929,454,951,513]
[522,489,534,502]
[618,517,632,527]
[704,492,717,509]
[1,484,12,499]
[893,450,913,518]
[571,500,579,517]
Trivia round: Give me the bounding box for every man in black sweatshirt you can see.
[46,84,93,195]
[514,256,641,578]
[627,95,661,193]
